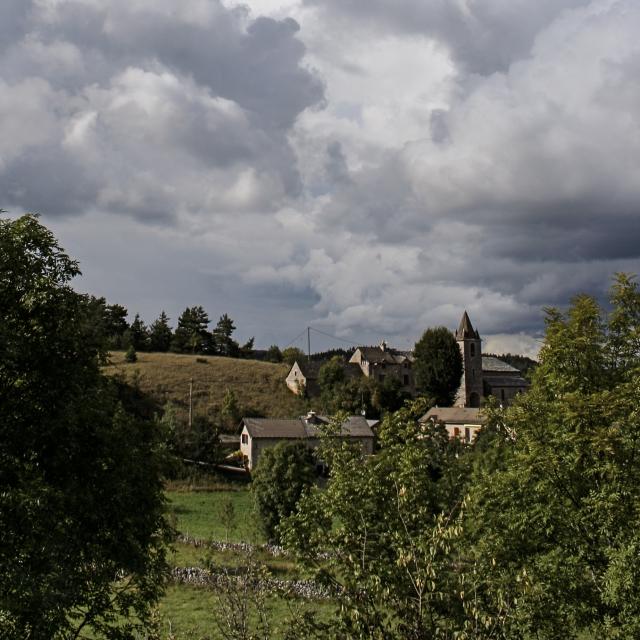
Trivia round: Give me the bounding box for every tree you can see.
[221,388,241,431]
[148,310,173,352]
[125,344,138,363]
[171,305,211,353]
[103,302,129,348]
[239,336,255,359]
[413,326,463,406]
[462,275,640,638]
[213,313,239,357]
[282,402,471,638]
[128,312,149,351]
[252,442,316,543]
[265,345,283,363]
[282,346,306,366]
[0,215,171,638]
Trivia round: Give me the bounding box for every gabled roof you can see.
[456,311,480,340]
[293,360,323,379]
[353,346,413,365]
[483,376,529,389]
[481,356,520,373]
[240,415,375,440]
[419,407,487,426]
[241,418,305,439]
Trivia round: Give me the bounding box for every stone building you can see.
[239,411,375,471]
[348,342,415,394]
[454,311,529,408]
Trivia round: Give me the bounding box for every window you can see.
[454,427,460,438]
[470,343,476,357]
[465,427,470,442]
[241,433,248,444]
[403,375,409,385]
[501,389,505,402]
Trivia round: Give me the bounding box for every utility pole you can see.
[307,326,311,362]
[188,377,193,429]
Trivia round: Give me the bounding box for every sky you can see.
[2,0,640,357]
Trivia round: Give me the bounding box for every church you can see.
[454,311,529,408]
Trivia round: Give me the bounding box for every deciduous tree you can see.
[252,442,316,543]
[0,214,171,639]
[413,326,463,406]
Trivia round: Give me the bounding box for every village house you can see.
[239,411,375,471]
[348,342,415,393]
[419,406,487,443]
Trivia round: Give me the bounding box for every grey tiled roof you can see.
[355,346,413,364]
[483,376,529,389]
[481,356,520,373]
[241,418,305,439]
[241,415,374,439]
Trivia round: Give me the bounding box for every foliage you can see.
[219,496,237,543]
[282,402,472,639]
[413,326,463,406]
[463,274,640,639]
[483,352,538,379]
[317,357,409,418]
[171,305,212,354]
[221,388,241,430]
[0,214,171,639]
[209,554,273,640]
[282,346,306,366]
[240,336,255,359]
[252,442,316,543]
[125,343,138,362]
[265,344,283,362]
[213,313,239,357]
[128,312,150,351]
[162,403,222,466]
[149,311,173,352]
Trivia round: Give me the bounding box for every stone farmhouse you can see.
[348,343,415,393]
[286,342,414,397]
[239,411,375,471]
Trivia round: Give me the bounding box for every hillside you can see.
[104,351,309,423]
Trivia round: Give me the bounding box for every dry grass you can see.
[104,351,309,420]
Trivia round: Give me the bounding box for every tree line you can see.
[87,298,255,358]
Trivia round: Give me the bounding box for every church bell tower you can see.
[455,311,483,407]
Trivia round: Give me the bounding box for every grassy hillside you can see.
[104,351,309,421]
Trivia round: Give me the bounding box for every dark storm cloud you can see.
[0,0,323,220]
[303,0,591,74]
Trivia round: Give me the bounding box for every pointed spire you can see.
[456,311,480,340]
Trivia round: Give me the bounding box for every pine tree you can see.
[212,313,239,357]
[171,306,211,353]
[129,313,149,351]
[148,311,173,352]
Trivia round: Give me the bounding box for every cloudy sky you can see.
[3,0,640,356]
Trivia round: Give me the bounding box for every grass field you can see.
[162,486,330,639]
[166,489,262,543]
[158,585,332,640]
[104,351,309,421]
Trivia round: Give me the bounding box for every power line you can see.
[309,326,362,348]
